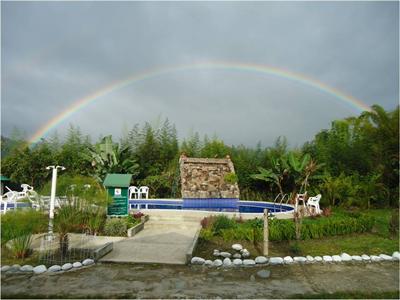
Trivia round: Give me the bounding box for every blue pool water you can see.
[2,199,294,214]
[129,198,294,214]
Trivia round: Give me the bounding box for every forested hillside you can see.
[1,105,398,208]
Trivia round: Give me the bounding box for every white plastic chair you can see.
[138,186,149,199]
[128,186,139,200]
[0,191,18,214]
[21,184,33,193]
[307,194,322,214]
[17,184,34,199]
[294,192,307,212]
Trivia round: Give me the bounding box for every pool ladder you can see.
[273,193,289,213]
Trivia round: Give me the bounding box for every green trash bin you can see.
[103,173,132,216]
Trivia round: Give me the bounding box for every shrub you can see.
[268,212,375,241]
[199,228,214,240]
[125,215,140,227]
[10,234,32,259]
[1,209,47,245]
[103,218,128,236]
[85,207,106,236]
[200,216,215,229]
[207,212,376,242]
[224,172,238,184]
[289,242,302,255]
[131,211,144,219]
[212,215,237,234]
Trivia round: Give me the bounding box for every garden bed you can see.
[194,209,398,258]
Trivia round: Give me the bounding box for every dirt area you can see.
[1,262,399,299]
[193,237,297,259]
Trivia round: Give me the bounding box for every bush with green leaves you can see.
[224,172,238,184]
[199,228,214,240]
[85,207,107,236]
[212,215,237,235]
[268,212,375,241]
[1,209,47,245]
[201,212,375,242]
[1,209,47,259]
[103,218,128,236]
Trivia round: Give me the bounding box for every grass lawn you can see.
[194,208,399,258]
[269,233,398,257]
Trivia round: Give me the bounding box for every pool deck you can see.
[140,207,294,220]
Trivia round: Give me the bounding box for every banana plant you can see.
[287,152,310,193]
[85,135,139,182]
[251,166,284,196]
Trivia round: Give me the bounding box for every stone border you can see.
[185,227,202,264]
[190,251,400,267]
[1,258,95,276]
[127,215,149,237]
[93,242,113,260]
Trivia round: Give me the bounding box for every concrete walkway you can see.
[100,213,201,265]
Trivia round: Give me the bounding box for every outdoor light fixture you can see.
[46,165,65,239]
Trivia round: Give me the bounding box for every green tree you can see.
[2,141,54,188]
[57,125,92,176]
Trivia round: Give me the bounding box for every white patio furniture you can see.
[128,186,139,200]
[138,186,149,199]
[17,184,34,199]
[294,192,307,212]
[21,184,34,193]
[0,191,18,214]
[307,194,322,214]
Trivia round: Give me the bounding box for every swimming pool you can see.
[129,198,294,214]
[2,198,294,215]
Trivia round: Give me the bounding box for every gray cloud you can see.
[2,1,398,147]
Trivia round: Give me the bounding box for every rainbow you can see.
[29,61,372,144]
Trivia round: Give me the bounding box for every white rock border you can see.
[1,258,95,276]
[190,251,400,267]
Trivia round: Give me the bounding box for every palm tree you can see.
[50,175,110,257]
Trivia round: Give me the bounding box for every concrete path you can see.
[99,213,201,265]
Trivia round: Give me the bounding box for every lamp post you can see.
[46,165,65,238]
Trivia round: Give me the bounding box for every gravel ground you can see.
[1,261,399,299]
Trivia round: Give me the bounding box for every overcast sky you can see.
[2,1,398,147]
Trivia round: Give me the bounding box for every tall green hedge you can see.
[206,213,375,242]
[269,213,375,241]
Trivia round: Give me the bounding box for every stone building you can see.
[179,154,240,199]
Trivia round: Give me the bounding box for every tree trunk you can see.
[59,233,69,257]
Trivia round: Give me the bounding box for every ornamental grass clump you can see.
[201,212,376,242]
[268,212,375,241]
[212,215,237,235]
[1,209,47,245]
[10,233,33,259]
[103,218,128,236]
